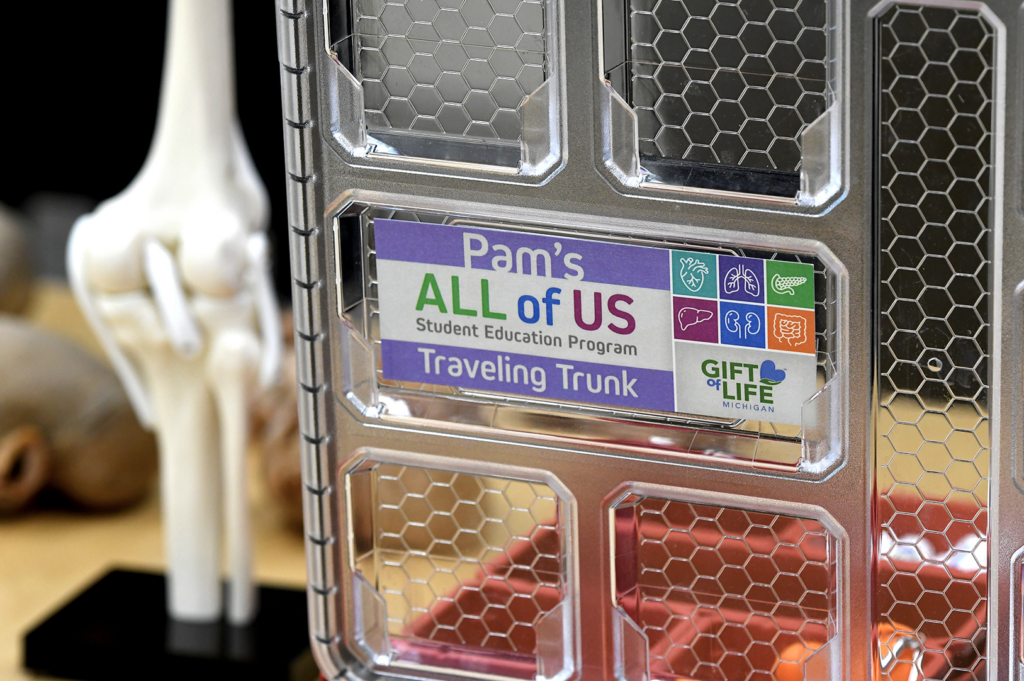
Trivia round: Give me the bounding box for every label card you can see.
[374,219,819,426]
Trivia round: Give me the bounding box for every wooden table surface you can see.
[0,283,308,681]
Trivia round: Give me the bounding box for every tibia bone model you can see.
[67,0,281,625]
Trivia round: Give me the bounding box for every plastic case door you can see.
[599,0,842,203]
[274,0,1024,677]
[315,0,563,178]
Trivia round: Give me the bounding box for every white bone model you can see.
[67,0,282,625]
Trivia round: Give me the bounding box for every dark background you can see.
[0,1,292,298]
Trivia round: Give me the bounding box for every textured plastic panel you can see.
[353,0,547,143]
[612,493,839,681]
[324,0,562,175]
[875,5,994,680]
[627,0,829,174]
[341,455,575,680]
[599,0,842,202]
[349,463,563,670]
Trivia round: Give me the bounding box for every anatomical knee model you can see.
[67,0,281,625]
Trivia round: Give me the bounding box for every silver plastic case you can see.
[274,0,1022,676]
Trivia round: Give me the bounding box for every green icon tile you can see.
[671,250,718,299]
[765,260,815,309]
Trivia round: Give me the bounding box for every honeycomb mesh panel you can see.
[876,6,993,681]
[627,0,830,172]
[352,0,547,142]
[613,496,838,681]
[349,462,564,672]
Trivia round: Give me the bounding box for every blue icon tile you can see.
[719,301,766,349]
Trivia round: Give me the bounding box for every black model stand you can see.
[24,569,317,681]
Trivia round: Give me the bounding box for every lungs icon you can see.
[723,264,760,297]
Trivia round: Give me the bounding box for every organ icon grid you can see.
[670,250,817,354]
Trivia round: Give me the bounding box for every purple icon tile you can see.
[718,256,765,304]
[673,297,718,343]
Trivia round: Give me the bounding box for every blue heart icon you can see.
[759,360,786,384]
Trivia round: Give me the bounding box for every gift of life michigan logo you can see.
[702,357,787,407]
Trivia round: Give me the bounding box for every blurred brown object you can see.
[0,205,33,315]
[0,316,158,512]
[253,310,303,531]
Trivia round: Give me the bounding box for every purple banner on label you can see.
[382,339,676,412]
[374,219,670,291]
